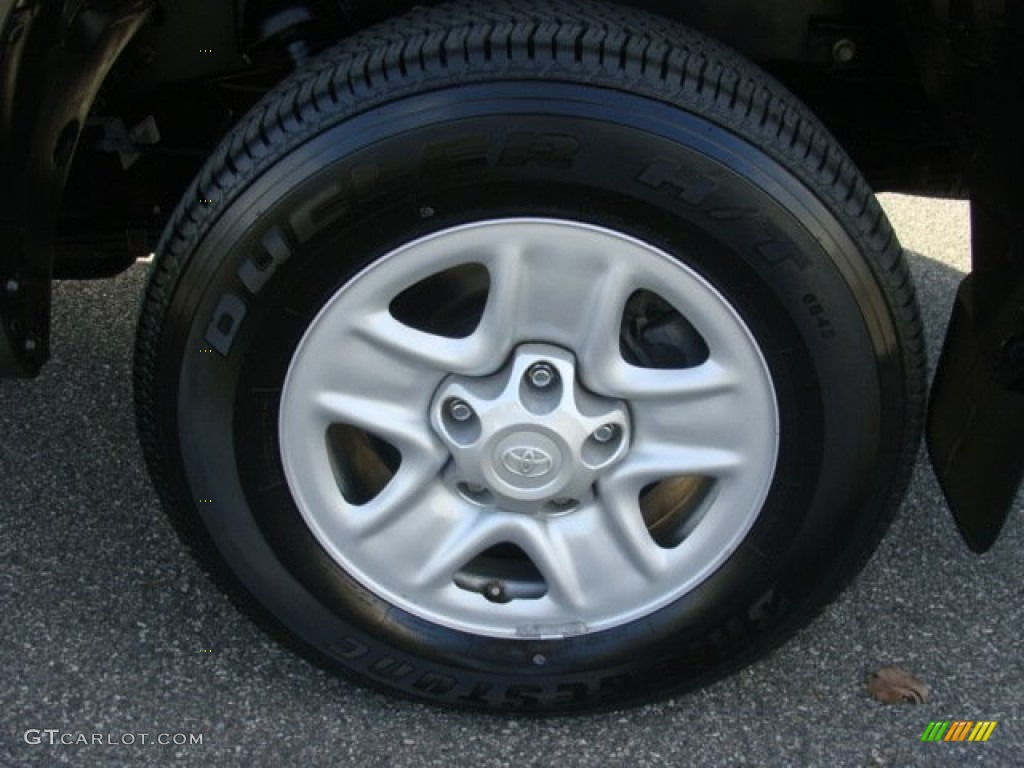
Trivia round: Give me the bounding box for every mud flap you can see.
[928,275,1024,552]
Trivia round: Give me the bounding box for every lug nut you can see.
[592,424,618,443]
[448,398,474,422]
[527,362,557,388]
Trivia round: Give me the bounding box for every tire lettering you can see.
[748,585,792,630]
[238,227,292,295]
[457,682,496,706]
[598,673,634,697]
[369,656,415,681]
[350,163,382,199]
[498,132,580,169]
[411,671,458,695]
[289,183,351,244]
[422,135,491,174]
[637,157,718,206]
[325,639,644,707]
[204,293,247,356]
[756,239,810,271]
[504,684,543,709]
[553,682,588,705]
[638,158,814,273]
[705,207,762,221]
[802,294,836,339]
[328,637,370,660]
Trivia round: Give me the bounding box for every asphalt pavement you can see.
[1,194,1021,767]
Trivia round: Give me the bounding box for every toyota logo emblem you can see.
[501,447,555,478]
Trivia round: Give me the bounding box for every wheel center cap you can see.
[430,344,630,512]
[493,432,563,489]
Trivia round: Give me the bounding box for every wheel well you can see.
[56,0,949,278]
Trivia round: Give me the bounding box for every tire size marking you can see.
[802,293,837,340]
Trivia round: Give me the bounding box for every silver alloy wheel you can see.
[279,219,779,639]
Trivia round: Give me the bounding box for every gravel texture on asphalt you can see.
[1,194,1020,767]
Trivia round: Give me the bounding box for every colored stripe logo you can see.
[921,721,997,742]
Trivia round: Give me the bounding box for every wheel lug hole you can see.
[440,397,482,445]
[456,481,494,506]
[583,422,627,468]
[448,398,474,422]
[546,497,580,513]
[526,362,557,389]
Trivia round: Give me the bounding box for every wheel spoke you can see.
[357,309,504,377]
[606,442,743,486]
[412,512,591,611]
[629,362,747,440]
[510,520,588,610]
[314,390,438,458]
[414,510,517,589]
[479,238,636,351]
[327,486,476,598]
[283,330,438,440]
[347,447,450,539]
[555,496,668,593]
[626,358,777,473]
[586,354,737,401]
[575,261,639,384]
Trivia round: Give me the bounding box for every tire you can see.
[134,0,925,712]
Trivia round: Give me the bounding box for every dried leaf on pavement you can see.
[867,665,930,704]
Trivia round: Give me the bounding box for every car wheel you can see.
[134,0,925,712]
